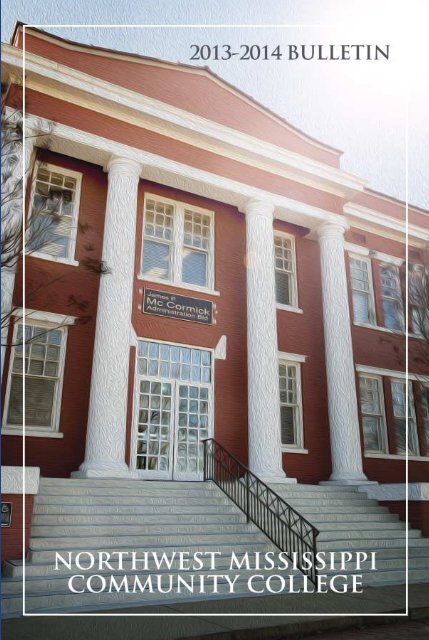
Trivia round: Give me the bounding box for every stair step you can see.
[272,491,369,501]
[39,479,211,490]
[33,503,241,516]
[319,537,429,551]
[270,484,360,493]
[28,541,271,564]
[314,521,405,531]
[29,529,268,550]
[318,527,415,541]
[308,513,399,523]
[31,513,245,525]
[37,486,218,498]
[34,495,232,506]
[30,522,255,537]
[283,498,379,507]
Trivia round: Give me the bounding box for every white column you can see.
[245,199,293,483]
[317,222,370,485]
[74,157,142,478]
[1,131,35,375]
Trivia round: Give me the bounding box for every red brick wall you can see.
[131,180,249,462]
[275,220,332,483]
[17,31,341,167]
[380,501,429,537]
[1,149,107,477]
[1,494,34,562]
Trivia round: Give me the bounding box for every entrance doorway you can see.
[133,340,212,480]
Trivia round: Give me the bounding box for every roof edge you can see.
[11,22,344,159]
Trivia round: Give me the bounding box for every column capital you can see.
[106,156,142,179]
[316,220,349,240]
[244,198,275,219]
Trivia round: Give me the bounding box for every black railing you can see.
[203,438,319,585]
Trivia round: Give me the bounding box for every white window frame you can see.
[140,193,216,294]
[274,232,299,311]
[27,162,82,267]
[131,337,215,480]
[358,374,388,454]
[2,318,68,438]
[380,263,405,331]
[349,253,376,326]
[278,358,304,451]
[390,378,419,456]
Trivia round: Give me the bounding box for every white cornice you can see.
[344,203,429,248]
[356,364,429,383]
[2,44,366,199]
[22,111,346,231]
[16,110,429,240]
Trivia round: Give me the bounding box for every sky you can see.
[2,0,429,209]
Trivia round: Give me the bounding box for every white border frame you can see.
[19,23,411,619]
[27,161,82,266]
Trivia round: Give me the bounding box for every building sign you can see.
[143,288,213,325]
[1,502,12,527]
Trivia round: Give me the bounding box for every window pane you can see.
[29,166,78,260]
[391,381,419,455]
[274,236,295,306]
[383,299,402,331]
[362,417,381,452]
[182,249,207,287]
[359,376,386,453]
[7,375,56,428]
[350,258,372,324]
[380,265,403,330]
[142,240,171,280]
[275,271,291,305]
[280,406,295,445]
[352,291,370,324]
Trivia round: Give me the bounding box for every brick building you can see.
[1,24,429,613]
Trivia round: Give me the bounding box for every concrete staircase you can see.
[1,478,299,617]
[271,483,429,586]
[2,480,428,616]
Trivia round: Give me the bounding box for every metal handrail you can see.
[203,438,319,585]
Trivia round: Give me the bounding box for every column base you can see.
[320,479,378,486]
[261,475,297,484]
[71,461,138,479]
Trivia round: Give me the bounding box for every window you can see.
[358,375,387,453]
[391,380,419,455]
[380,264,404,331]
[421,387,429,455]
[141,196,214,290]
[278,361,303,448]
[28,163,82,262]
[137,340,211,384]
[409,264,428,336]
[349,256,375,324]
[274,234,297,307]
[5,322,67,434]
